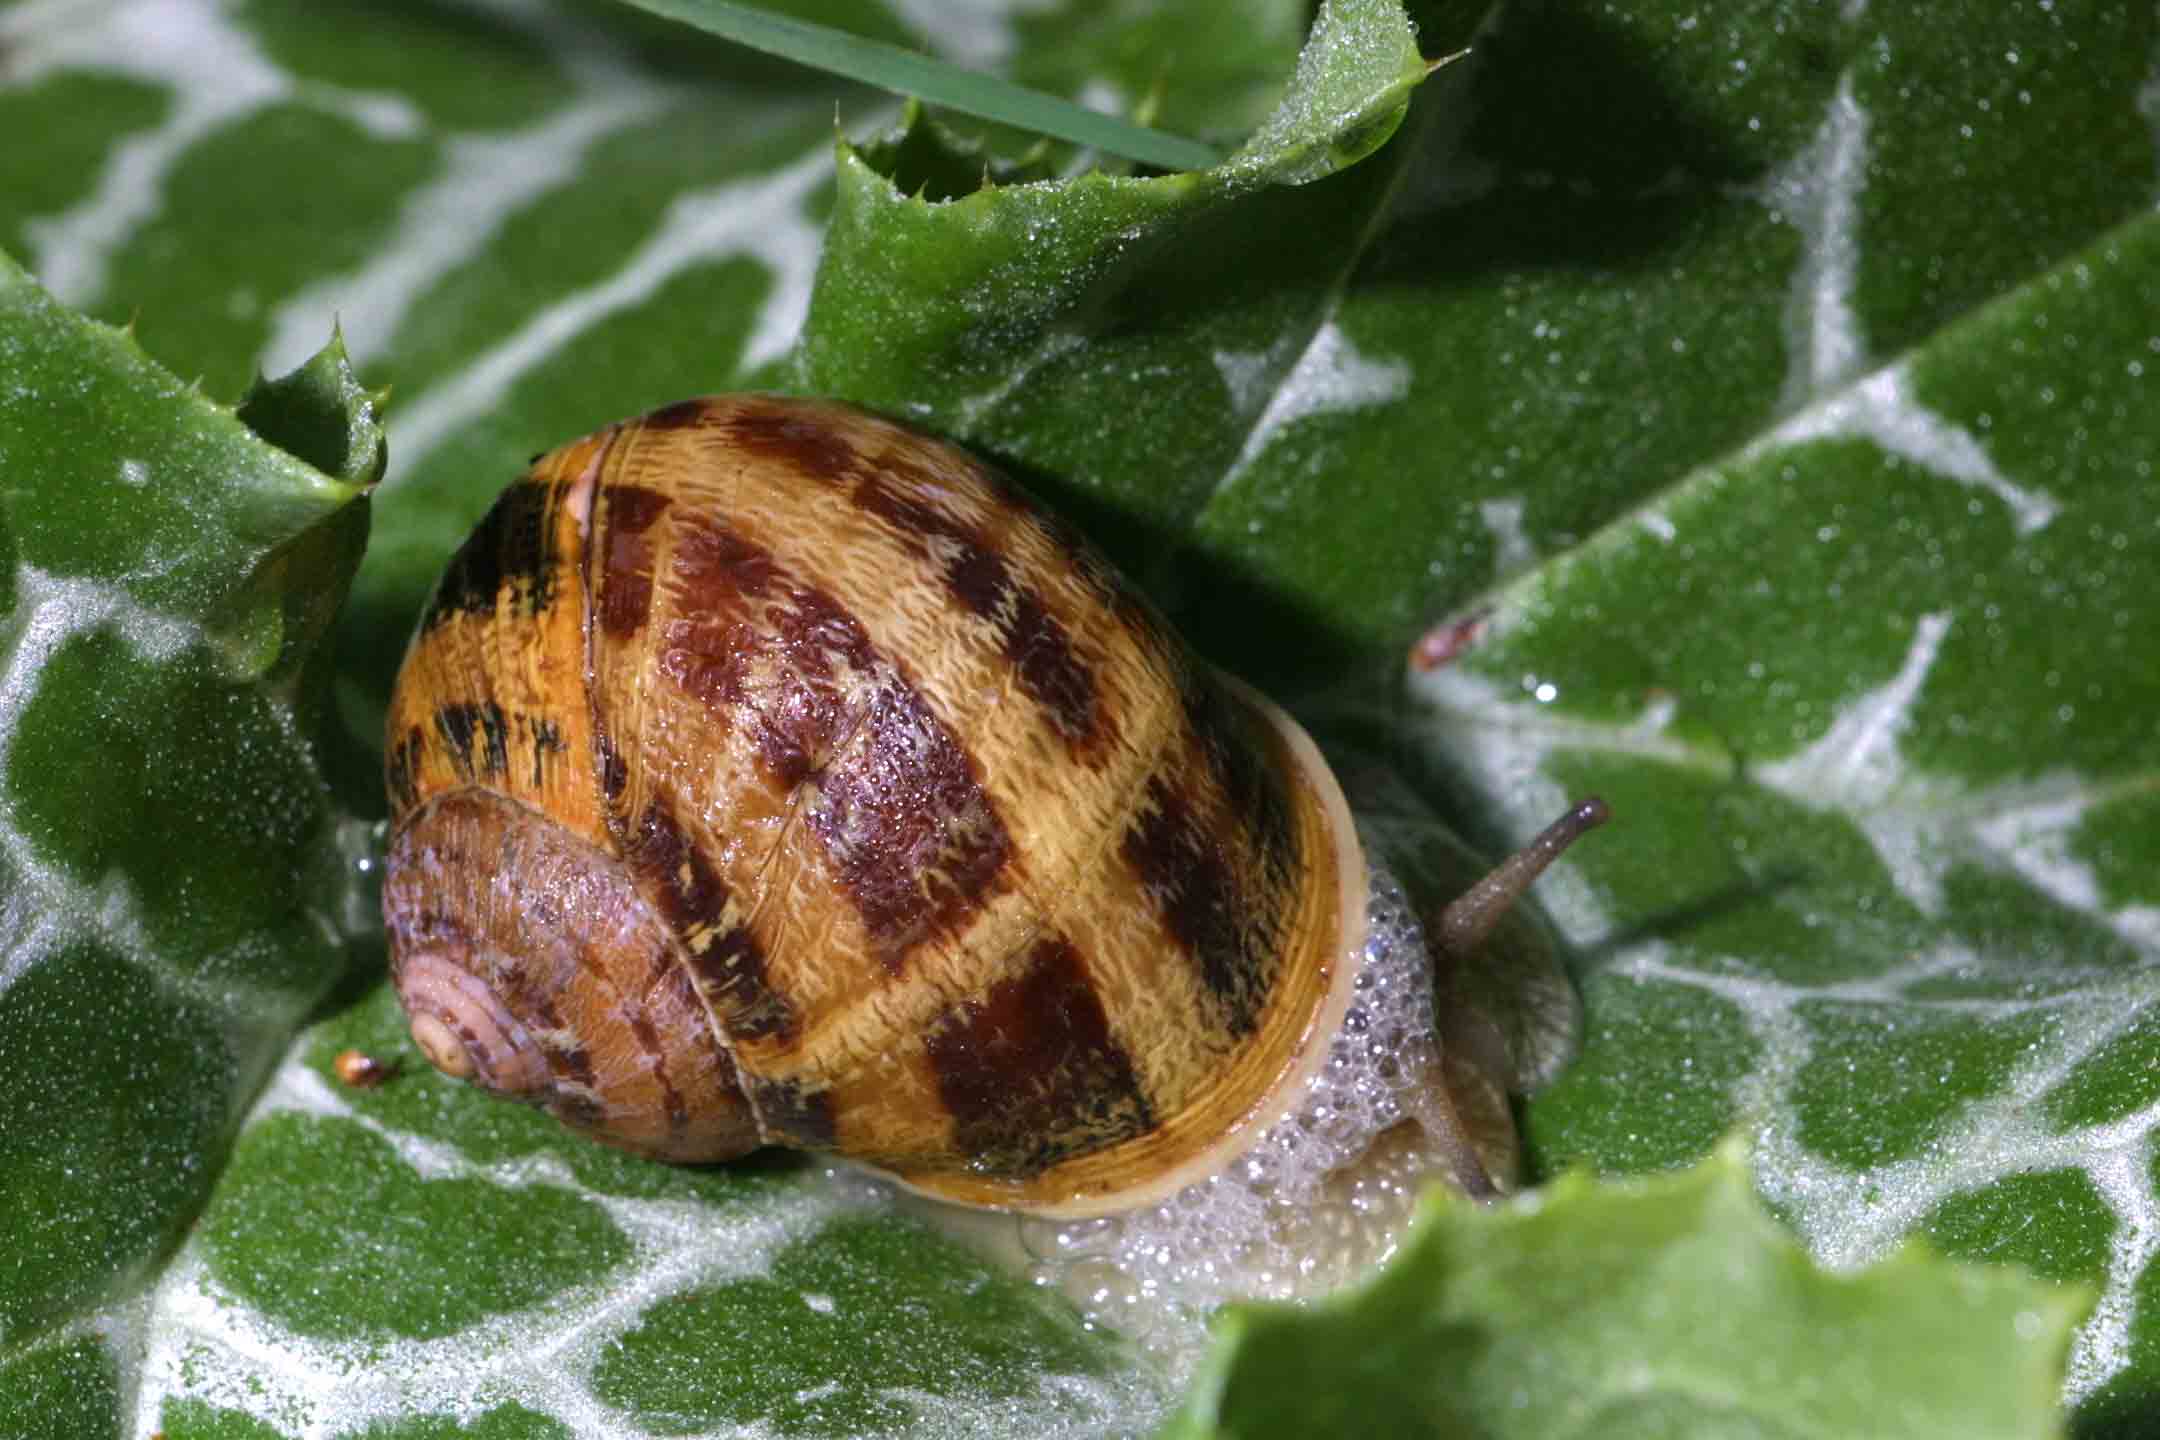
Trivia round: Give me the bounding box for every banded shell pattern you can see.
[381,394,1367,1217]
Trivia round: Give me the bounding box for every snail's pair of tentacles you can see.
[383,394,1602,1217]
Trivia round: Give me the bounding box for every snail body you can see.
[384,394,1379,1216]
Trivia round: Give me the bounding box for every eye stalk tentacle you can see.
[1436,797,1611,960]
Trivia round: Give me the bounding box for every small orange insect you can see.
[334,1048,394,1088]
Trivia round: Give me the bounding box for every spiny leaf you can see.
[795,0,1432,610]
[0,252,369,1421]
[1163,1147,2090,1440]
[235,324,389,492]
[0,250,364,624]
[8,0,2160,1432]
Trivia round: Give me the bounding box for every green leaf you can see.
[794,0,1430,621]
[1418,202,2160,1427]
[589,1213,1118,1433]
[203,1112,636,1343]
[159,1397,574,1440]
[0,252,363,621]
[0,1335,122,1440]
[9,0,2160,1432]
[129,966,1157,1437]
[0,253,371,1425]
[1162,1147,2090,1440]
[236,326,390,491]
[1222,0,1429,184]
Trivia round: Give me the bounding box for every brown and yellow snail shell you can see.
[381,394,1600,1217]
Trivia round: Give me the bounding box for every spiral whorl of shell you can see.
[383,394,1367,1216]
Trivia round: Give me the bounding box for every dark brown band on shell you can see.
[923,935,1155,1174]
[617,500,1019,976]
[423,480,556,628]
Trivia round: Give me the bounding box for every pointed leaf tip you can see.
[236,332,389,492]
[1226,0,1428,185]
[0,249,368,620]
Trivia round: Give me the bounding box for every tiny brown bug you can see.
[334,1048,393,1088]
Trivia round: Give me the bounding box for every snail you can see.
[382,393,1602,1218]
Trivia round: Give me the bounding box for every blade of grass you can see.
[613,0,1225,172]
